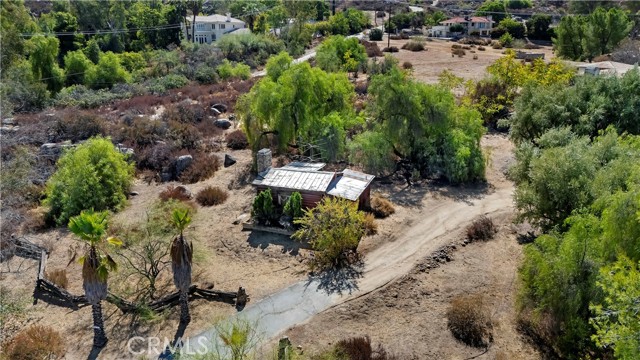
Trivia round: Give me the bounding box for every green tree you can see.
[293,197,366,270]
[44,136,135,226]
[86,51,131,89]
[315,35,366,74]
[1,0,39,75]
[497,18,526,39]
[170,208,193,324]
[526,14,552,40]
[584,7,634,60]
[265,51,292,81]
[591,256,640,359]
[239,62,354,153]
[68,210,122,349]
[283,192,303,219]
[63,50,94,86]
[83,39,101,64]
[477,0,507,23]
[27,35,65,93]
[38,11,83,57]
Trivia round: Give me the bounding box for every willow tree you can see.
[170,208,193,324]
[238,61,355,156]
[68,210,122,349]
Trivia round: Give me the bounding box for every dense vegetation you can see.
[507,65,640,358]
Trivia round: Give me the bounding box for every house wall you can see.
[255,186,326,209]
[358,185,372,209]
[182,21,245,44]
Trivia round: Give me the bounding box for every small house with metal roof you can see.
[251,149,374,209]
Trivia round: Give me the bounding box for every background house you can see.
[182,13,246,44]
[429,15,493,37]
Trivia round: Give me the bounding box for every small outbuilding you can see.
[251,149,374,209]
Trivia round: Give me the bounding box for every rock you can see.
[213,118,232,129]
[160,171,173,182]
[39,142,74,158]
[233,213,250,225]
[211,103,227,113]
[224,154,237,167]
[228,113,236,121]
[174,185,192,199]
[175,155,193,177]
[129,191,139,196]
[210,107,221,115]
[2,118,15,125]
[0,125,19,133]
[116,143,134,156]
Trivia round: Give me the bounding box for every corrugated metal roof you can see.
[252,168,334,192]
[326,169,375,201]
[280,162,326,171]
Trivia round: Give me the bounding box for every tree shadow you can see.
[427,180,495,205]
[306,260,364,296]
[158,320,189,360]
[382,181,431,208]
[247,232,309,255]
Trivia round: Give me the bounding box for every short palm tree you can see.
[68,210,122,349]
[170,209,193,324]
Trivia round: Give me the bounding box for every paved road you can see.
[182,184,514,355]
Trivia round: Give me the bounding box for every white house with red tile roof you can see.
[429,15,494,37]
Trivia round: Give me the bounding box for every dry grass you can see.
[196,186,229,206]
[179,152,221,184]
[334,336,399,360]
[382,46,399,53]
[45,269,69,289]
[363,213,378,235]
[361,39,383,57]
[4,325,66,360]
[446,294,494,347]
[226,129,249,150]
[401,40,425,52]
[452,48,466,57]
[466,216,497,242]
[159,185,192,202]
[370,195,395,218]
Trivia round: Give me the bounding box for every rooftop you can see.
[441,16,493,24]
[253,167,335,193]
[327,169,375,201]
[193,14,244,24]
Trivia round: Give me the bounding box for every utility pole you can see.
[387,1,392,50]
[332,0,336,16]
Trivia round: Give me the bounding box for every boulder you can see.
[175,155,193,177]
[39,142,74,158]
[210,107,221,116]
[129,191,139,196]
[211,103,227,113]
[116,143,134,156]
[233,213,250,225]
[0,125,19,133]
[213,118,232,129]
[2,118,15,125]
[224,154,237,167]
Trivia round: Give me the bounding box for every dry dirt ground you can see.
[281,134,541,359]
[0,142,312,359]
[381,36,555,84]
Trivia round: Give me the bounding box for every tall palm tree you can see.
[170,209,193,324]
[68,210,122,349]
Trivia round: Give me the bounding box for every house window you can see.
[220,24,225,30]
[278,194,291,205]
[211,24,215,30]
[196,23,205,31]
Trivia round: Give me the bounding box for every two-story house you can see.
[428,15,494,37]
[182,13,246,44]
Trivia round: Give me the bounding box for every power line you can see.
[20,23,183,37]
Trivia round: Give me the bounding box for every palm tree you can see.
[170,209,193,324]
[68,211,122,349]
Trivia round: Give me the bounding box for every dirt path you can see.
[183,135,515,356]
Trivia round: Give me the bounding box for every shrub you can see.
[145,74,190,94]
[361,39,383,57]
[401,40,425,51]
[294,197,365,270]
[178,153,221,184]
[382,46,399,53]
[402,61,413,70]
[45,269,69,289]
[168,121,202,150]
[4,325,66,360]
[370,195,395,218]
[499,32,514,47]
[217,60,251,81]
[478,46,486,51]
[466,216,497,242]
[163,102,207,124]
[159,185,192,202]
[447,294,494,347]
[283,192,303,219]
[51,111,106,143]
[363,213,378,235]
[196,186,228,206]
[492,41,503,49]
[43,137,135,226]
[252,189,275,225]
[452,48,466,57]
[369,28,384,41]
[226,129,249,150]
